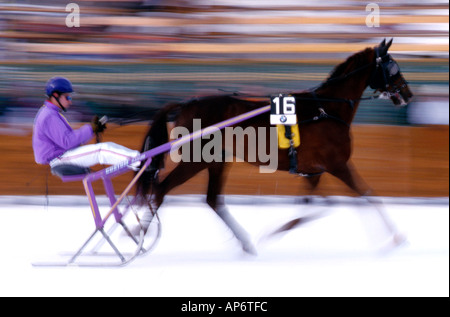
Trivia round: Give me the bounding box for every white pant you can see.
[50,142,141,168]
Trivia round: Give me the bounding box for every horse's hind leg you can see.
[154,161,208,207]
[206,163,257,255]
[267,174,325,237]
[139,161,214,234]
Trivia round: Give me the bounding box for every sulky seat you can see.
[51,164,91,181]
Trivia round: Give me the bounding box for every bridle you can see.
[369,47,409,99]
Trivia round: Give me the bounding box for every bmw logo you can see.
[280,115,287,123]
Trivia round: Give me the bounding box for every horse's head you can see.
[369,39,413,106]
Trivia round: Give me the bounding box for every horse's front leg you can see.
[330,162,405,246]
[328,161,371,196]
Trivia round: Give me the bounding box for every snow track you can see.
[0,195,448,297]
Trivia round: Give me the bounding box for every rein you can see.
[105,51,387,128]
[297,90,380,128]
[290,56,385,127]
[217,57,381,127]
[97,109,156,126]
[109,92,381,127]
[297,106,350,127]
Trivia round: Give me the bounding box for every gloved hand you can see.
[91,115,107,133]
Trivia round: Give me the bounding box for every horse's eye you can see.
[388,63,400,76]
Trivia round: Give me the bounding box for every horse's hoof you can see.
[243,243,258,256]
[392,232,407,246]
[379,232,408,253]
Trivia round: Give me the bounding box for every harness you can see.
[277,49,406,176]
[283,124,299,174]
[107,48,406,177]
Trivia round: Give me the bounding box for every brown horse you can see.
[136,39,413,254]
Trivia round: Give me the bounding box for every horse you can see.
[135,39,413,254]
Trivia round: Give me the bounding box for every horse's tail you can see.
[136,102,180,204]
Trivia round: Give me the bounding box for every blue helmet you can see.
[45,77,74,97]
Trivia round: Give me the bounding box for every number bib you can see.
[270,94,297,125]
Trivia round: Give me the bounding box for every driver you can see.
[32,76,141,170]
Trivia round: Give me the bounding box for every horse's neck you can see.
[316,67,373,123]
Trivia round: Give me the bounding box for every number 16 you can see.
[272,96,296,115]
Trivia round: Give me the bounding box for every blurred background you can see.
[0,0,448,196]
[0,0,448,125]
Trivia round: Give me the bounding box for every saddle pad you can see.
[277,124,300,149]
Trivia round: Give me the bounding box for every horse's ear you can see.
[378,38,393,56]
[385,38,393,50]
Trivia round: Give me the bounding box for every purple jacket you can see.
[32,101,94,164]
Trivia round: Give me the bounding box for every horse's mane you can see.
[321,47,374,88]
